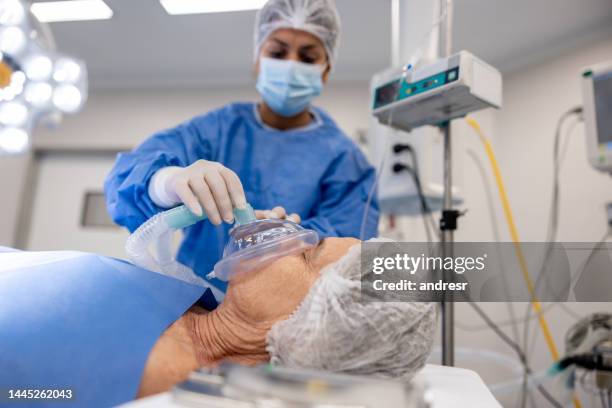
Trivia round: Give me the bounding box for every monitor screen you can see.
[594,71,612,144]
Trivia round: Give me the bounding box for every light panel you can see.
[30,0,113,23]
[0,0,89,155]
[159,0,267,15]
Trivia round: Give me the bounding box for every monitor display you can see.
[594,71,612,144]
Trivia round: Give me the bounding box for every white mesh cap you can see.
[266,239,438,380]
[254,0,341,67]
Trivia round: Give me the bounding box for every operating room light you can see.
[53,58,81,83]
[0,26,25,54]
[0,0,25,26]
[0,126,28,153]
[24,82,52,107]
[0,0,88,155]
[159,0,267,15]
[24,55,53,80]
[30,0,113,23]
[0,71,25,102]
[52,84,82,113]
[0,101,27,126]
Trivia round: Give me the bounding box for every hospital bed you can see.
[122,364,501,408]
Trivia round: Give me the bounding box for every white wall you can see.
[33,83,372,151]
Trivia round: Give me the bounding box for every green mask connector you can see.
[165,203,256,230]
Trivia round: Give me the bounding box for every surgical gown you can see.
[104,103,379,304]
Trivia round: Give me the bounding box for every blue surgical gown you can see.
[104,102,379,302]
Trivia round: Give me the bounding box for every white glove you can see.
[255,206,301,224]
[148,160,247,225]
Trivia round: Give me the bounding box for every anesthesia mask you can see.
[125,204,319,288]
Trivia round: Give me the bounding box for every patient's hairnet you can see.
[267,239,437,380]
[254,0,341,66]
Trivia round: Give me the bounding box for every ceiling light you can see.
[25,82,52,107]
[52,84,82,113]
[0,126,28,153]
[30,0,113,23]
[0,0,25,26]
[0,26,25,54]
[0,101,27,126]
[24,55,53,80]
[53,58,81,82]
[159,0,267,15]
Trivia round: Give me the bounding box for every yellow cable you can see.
[465,117,582,408]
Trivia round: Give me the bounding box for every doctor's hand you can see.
[171,160,247,225]
[255,207,301,224]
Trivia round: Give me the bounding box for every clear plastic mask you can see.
[209,219,319,282]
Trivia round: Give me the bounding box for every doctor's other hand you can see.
[171,160,247,225]
[255,207,301,224]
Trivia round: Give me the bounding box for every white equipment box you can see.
[372,51,502,131]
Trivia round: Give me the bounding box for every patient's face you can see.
[221,237,359,328]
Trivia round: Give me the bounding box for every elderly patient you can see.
[140,237,436,396]
[0,238,436,407]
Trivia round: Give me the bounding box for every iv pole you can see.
[390,0,457,366]
[440,0,456,367]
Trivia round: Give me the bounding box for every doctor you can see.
[104,0,379,306]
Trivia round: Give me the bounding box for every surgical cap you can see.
[254,0,341,66]
[267,239,437,380]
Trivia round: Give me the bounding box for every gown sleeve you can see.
[301,146,380,240]
[104,114,219,232]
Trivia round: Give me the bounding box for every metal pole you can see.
[441,0,455,367]
[441,123,455,366]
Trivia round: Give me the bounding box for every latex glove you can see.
[255,206,301,224]
[161,161,247,225]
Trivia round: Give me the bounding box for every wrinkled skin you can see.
[138,237,358,397]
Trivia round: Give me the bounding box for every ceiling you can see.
[43,0,612,89]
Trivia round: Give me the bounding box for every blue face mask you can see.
[256,57,325,118]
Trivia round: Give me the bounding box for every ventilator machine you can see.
[582,60,612,175]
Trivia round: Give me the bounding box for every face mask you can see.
[256,57,325,118]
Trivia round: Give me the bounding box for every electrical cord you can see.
[360,112,395,241]
[392,162,436,250]
[522,107,585,406]
[465,149,522,345]
[465,117,583,408]
[468,302,563,408]
[392,144,439,235]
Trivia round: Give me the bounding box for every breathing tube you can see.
[125,203,319,288]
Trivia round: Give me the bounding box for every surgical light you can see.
[0,71,24,102]
[24,55,52,80]
[52,84,82,113]
[0,26,25,54]
[0,126,27,153]
[0,0,88,155]
[24,82,52,107]
[53,58,80,83]
[159,0,267,15]
[0,0,25,26]
[0,101,27,125]
[30,0,113,23]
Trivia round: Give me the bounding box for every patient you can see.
[0,238,436,406]
[138,237,437,397]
